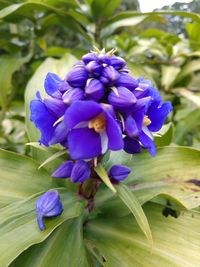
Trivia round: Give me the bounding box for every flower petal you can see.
[64,100,102,129]
[68,127,101,159]
[105,112,124,150]
[123,137,142,154]
[44,73,64,98]
[139,131,156,157]
[30,99,56,146]
[147,101,173,132]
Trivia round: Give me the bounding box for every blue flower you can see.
[123,78,172,156]
[85,79,104,101]
[44,72,69,97]
[70,160,91,183]
[109,165,131,182]
[64,100,123,160]
[51,161,74,178]
[30,92,68,146]
[36,190,63,231]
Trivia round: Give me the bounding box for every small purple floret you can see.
[36,190,63,231]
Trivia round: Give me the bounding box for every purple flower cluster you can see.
[30,49,172,164]
[31,49,172,230]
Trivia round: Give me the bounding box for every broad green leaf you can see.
[85,203,200,267]
[0,54,31,110]
[0,148,53,207]
[154,122,174,147]
[96,146,200,210]
[94,164,116,193]
[105,11,200,26]
[91,0,121,19]
[174,109,200,145]
[0,191,84,267]
[116,184,153,244]
[0,2,91,41]
[11,218,90,267]
[161,66,181,90]
[25,54,77,167]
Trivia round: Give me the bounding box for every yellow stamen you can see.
[143,115,151,127]
[88,113,106,133]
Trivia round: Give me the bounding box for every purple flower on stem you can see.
[70,160,91,183]
[51,161,74,178]
[64,100,123,160]
[36,190,63,231]
[109,165,131,182]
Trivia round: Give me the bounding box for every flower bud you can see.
[62,88,84,105]
[100,66,120,85]
[51,161,74,178]
[123,136,142,154]
[115,73,138,90]
[43,97,66,118]
[36,190,63,231]
[109,165,131,181]
[98,54,111,65]
[85,61,102,76]
[70,160,91,183]
[67,66,88,87]
[44,73,66,98]
[49,121,69,146]
[110,56,126,70]
[85,79,104,101]
[82,53,98,64]
[108,86,137,109]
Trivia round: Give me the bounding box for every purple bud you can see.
[70,160,91,183]
[44,73,65,98]
[82,53,98,64]
[62,88,84,105]
[125,115,139,137]
[85,61,102,76]
[43,97,66,118]
[48,121,68,145]
[115,73,138,90]
[98,54,111,65]
[52,161,74,178]
[59,81,71,93]
[108,86,137,109]
[100,66,120,85]
[109,165,131,181]
[67,66,88,87]
[85,79,104,101]
[123,137,142,154]
[110,56,126,70]
[36,190,63,231]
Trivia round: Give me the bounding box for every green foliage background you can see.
[0,0,200,266]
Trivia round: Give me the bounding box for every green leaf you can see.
[85,203,200,267]
[174,109,200,145]
[0,54,31,110]
[0,191,84,267]
[174,59,200,83]
[116,183,153,244]
[0,148,53,207]
[161,66,181,90]
[96,146,200,210]
[11,218,90,267]
[154,122,174,147]
[94,164,116,193]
